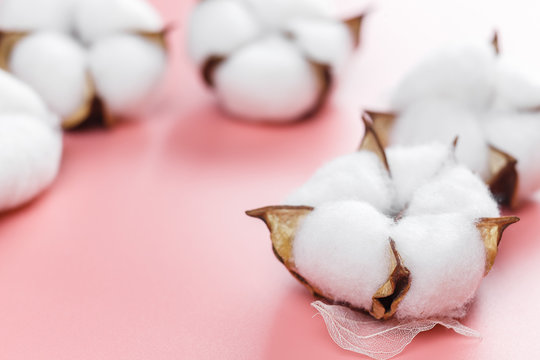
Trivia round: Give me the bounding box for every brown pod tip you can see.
[359,112,391,174]
[487,145,519,208]
[363,110,396,148]
[476,216,520,275]
[370,239,411,320]
[344,10,369,47]
[201,55,225,88]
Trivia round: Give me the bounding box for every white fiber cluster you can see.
[390,43,540,201]
[288,143,498,319]
[0,70,62,211]
[0,0,167,123]
[188,0,356,122]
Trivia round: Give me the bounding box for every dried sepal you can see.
[201,55,225,88]
[487,144,519,208]
[344,13,366,48]
[363,110,396,148]
[0,31,27,71]
[370,239,411,320]
[476,216,520,275]
[491,31,500,55]
[359,113,391,173]
[138,24,173,50]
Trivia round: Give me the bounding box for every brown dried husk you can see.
[0,29,168,130]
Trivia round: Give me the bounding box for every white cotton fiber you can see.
[391,100,491,179]
[0,113,62,211]
[286,18,353,70]
[485,113,540,200]
[392,214,486,319]
[406,165,500,220]
[187,0,261,64]
[285,152,393,213]
[391,45,496,112]
[0,70,55,125]
[385,143,452,212]
[240,0,331,29]
[293,201,393,310]
[214,35,321,121]
[0,0,76,32]
[74,0,163,44]
[9,32,88,119]
[89,33,166,113]
[491,63,540,111]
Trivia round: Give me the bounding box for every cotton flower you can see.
[188,0,364,122]
[0,69,62,211]
[247,118,518,320]
[0,0,167,129]
[372,36,540,206]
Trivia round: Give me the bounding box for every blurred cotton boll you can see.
[0,0,168,129]
[188,0,363,123]
[0,70,62,211]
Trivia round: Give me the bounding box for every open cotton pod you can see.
[246,118,518,358]
[0,69,62,211]
[0,0,168,130]
[367,35,540,207]
[188,0,365,122]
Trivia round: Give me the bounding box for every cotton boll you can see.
[0,114,62,211]
[214,36,322,122]
[391,45,496,112]
[286,18,353,70]
[187,0,261,65]
[0,70,55,123]
[391,100,491,179]
[89,34,166,114]
[407,165,500,220]
[293,201,393,310]
[392,214,486,319]
[74,0,163,44]
[485,113,540,200]
[285,152,393,212]
[0,0,75,32]
[385,143,452,212]
[240,0,331,29]
[9,32,88,119]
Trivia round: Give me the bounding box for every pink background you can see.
[0,0,539,358]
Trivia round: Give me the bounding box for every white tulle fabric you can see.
[312,301,480,360]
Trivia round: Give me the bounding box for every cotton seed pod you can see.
[0,69,62,211]
[247,118,518,320]
[374,34,540,207]
[188,0,365,123]
[0,0,168,130]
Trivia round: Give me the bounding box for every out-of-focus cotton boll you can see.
[0,0,76,32]
[240,0,331,29]
[214,36,322,121]
[187,0,261,65]
[391,100,490,179]
[392,214,486,319]
[74,0,163,44]
[491,64,540,111]
[0,114,62,211]
[89,34,166,113]
[484,113,540,200]
[286,18,353,70]
[386,143,452,212]
[9,32,88,119]
[391,45,496,112]
[293,201,393,310]
[406,165,500,220]
[285,152,393,212]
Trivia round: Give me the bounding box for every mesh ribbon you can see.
[312,301,480,360]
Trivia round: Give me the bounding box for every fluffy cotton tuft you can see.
[294,201,393,310]
[286,142,499,319]
[89,34,167,113]
[0,0,76,32]
[214,36,322,121]
[389,43,540,201]
[9,32,88,119]
[74,0,163,44]
[285,152,393,212]
[392,214,486,319]
[188,0,356,122]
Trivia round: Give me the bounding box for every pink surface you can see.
[0,0,539,359]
